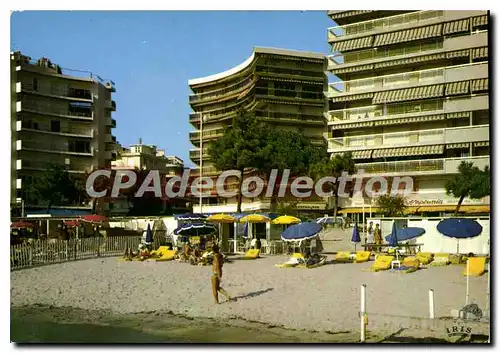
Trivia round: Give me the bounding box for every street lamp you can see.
[199,114,208,213]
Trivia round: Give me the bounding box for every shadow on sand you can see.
[377,328,489,343]
[232,288,274,301]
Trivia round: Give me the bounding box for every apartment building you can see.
[112,138,185,176]
[11,51,118,210]
[188,47,328,213]
[325,10,490,217]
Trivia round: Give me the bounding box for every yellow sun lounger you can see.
[463,257,487,276]
[416,252,433,265]
[297,256,327,269]
[275,257,302,268]
[402,256,420,268]
[430,253,450,266]
[335,251,352,263]
[355,251,371,263]
[244,249,260,259]
[151,246,171,257]
[365,255,394,272]
[155,250,177,262]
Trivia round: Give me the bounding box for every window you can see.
[69,140,91,154]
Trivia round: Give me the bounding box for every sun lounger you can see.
[364,255,394,272]
[244,249,260,260]
[430,253,450,266]
[155,250,177,262]
[151,246,171,256]
[463,257,486,276]
[335,251,352,263]
[297,255,327,269]
[416,252,433,265]
[355,251,371,263]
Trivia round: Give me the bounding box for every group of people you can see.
[365,222,383,251]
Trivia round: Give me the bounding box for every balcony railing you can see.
[20,140,93,155]
[190,98,257,123]
[328,128,444,149]
[328,38,443,66]
[19,100,93,119]
[189,149,209,159]
[20,124,93,138]
[105,100,116,111]
[328,10,442,39]
[19,160,92,172]
[20,83,93,100]
[255,110,322,124]
[326,99,444,122]
[189,129,225,141]
[189,76,254,103]
[255,88,324,101]
[356,158,445,175]
[111,118,117,127]
[329,67,444,96]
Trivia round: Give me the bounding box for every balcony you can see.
[325,99,444,123]
[17,82,93,101]
[189,76,255,104]
[18,159,92,173]
[17,124,93,138]
[355,156,489,177]
[189,128,225,143]
[255,88,324,103]
[18,100,93,120]
[18,140,93,156]
[327,10,442,41]
[105,100,116,111]
[111,118,117,128]
[328,128,445,151]
[189,149,210,160]
[328,67,444,97]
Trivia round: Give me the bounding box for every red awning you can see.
[11,221,34,229]
[64,220,81,227]
[82,215,107,223]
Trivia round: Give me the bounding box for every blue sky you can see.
[11,11,333,167]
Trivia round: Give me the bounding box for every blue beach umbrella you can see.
[437,218,483,253]
[174,213,207,221]
[388,222,399,248]
[145,223,153,244]
[281,222,322,242]
[351,223,361,252]
[174,223,216,236]
[384,227,426,242]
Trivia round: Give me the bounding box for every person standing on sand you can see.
[367,222,375,251]
[211,244,232,304]
[374,223,382,249]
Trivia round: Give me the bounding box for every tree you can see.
[375,194,407,217]
[208,109,268,213]
[35,165,81,211]
[309,152,356,219]
[445,161,490,215]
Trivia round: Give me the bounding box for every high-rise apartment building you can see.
[11,51,118,210]
[188,47,328,213]
[325,10,490,217]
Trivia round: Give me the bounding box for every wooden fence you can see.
[10,236,142,271]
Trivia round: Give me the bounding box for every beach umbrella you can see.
[174,223,216,236]
[272,215,301,225]
[384,227,426,242]
[437,218,483,254]
[281,222,322,242]
[174,213,207,221]
[351,223,361,252]
[388,222,399,247]
[207,214,236,223]
[82,215,107,223]
[10,221,34,229]
[145,223,153,244]
[239,213,271,223]
[64,220,81,227]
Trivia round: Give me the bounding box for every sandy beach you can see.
[10,254,490,342]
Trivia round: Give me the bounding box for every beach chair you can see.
[363,255,394,272]
[416,252,433,265]
[463,257,487,276]
[244,249,260,260]
[275,256,302,268]
[155,250,177,262]
[430,253,450,266]
[151,246,170,257]
[355,251,371,263]
[335,251,352,263]
[297,255,327,269]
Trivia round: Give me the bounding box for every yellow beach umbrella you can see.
[239,214,271,223]
[207,214,237,223]
[271,215,301,225]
